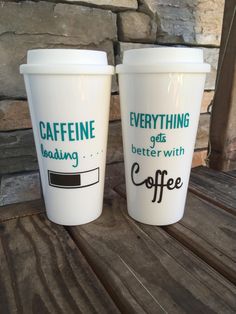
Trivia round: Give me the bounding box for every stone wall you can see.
[0,0,224,205]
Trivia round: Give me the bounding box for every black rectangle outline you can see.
[48,167,99,189]
[49,172,81,188]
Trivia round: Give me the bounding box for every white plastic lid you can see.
[20,49,114,75]
[116,47,210,73]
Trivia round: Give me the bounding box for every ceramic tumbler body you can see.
[117,48,210,225]
[20,50,114,225]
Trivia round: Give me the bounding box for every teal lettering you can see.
[130,112,135,127]
[129,112,190,130]
[152,115,158,129]
[140,114,145,128]
[177,114,184,128]
[39,121,46,140]
[134,113,139,127]
[46,122,54,141]
[75,122,79,140]
[164,150,172,157]
[145,114,152,128]
[40,144,79,168]
[80,122,89,140]
[90,120,95,138]
[166,115,173,129]
[38,120,97,142]
[64,151,73,160]
[164,147,185,157]
[68,122,75,141]
[173,114,177,129]
[159,115,165,129]
[60,123,67,141]
[72,152,79,167]
[53,123,60,141]
[184,113,190,127]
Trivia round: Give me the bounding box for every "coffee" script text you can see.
[131,162,183,203]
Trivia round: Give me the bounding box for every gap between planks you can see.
[67,190,236,313]
[114,182,236,286]
[0,212,120,313]
[188,166,236,216]
[0,198,124,313]
[0,199,45,223]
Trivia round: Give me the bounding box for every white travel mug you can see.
[20,49,114,225]
[117,48,210,225]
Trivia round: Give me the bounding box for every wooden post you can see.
[209,0,236,171]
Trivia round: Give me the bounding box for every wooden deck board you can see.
[68,193,236,313]
[165,193,236,284]
[189,166,236,215]
[0,199,45,223]
[0,214,119,314]
[1,165,235,313]
[115,179,236,285]
[227,170,236,178]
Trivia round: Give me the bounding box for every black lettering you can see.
[131,162,183,203]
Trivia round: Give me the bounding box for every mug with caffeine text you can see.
[20,49,114,225]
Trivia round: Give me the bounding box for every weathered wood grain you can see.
[165,193,236,285]
[189,166,236,215]
[0,199,45,223]
[0,214,119,314]
[227,169,236,178]
[115,179,236,285]
[68,192,236,313]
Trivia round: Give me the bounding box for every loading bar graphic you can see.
[48,167,99,189]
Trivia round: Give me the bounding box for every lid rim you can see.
[116,63,211,74]
[20,64,114,75]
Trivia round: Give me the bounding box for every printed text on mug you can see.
[39,120,96,168]
[131,162,183,203]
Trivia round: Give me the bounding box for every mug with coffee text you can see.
[117,48,210,225]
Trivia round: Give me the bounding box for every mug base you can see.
[46,211,102,226]
[127,212,184,226]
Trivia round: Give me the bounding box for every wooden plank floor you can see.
[189,167,236,215]
[0,165,236,313]
[0,212,119,313]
